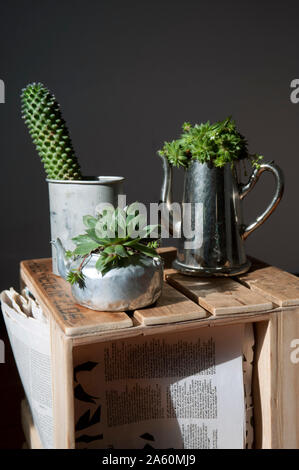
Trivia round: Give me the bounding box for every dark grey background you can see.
[0,0,298,291]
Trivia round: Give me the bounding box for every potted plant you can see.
[158,117,284,276]
[52,204,163,311]
[21,83,124,275]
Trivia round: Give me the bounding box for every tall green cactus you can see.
[21,82,82,180]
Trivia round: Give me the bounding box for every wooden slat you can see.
[163,267,177,280]
[238,258,299,307]
[166,273,273,316]
[254,307,299,449]
[157,246,177,269]
[50,317,75,448]
[21,399,43,449]
[20,259,132,336]
[253,317,279,449]
[134,282,208,325]
[277,308,299,448]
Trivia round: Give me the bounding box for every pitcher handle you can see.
[239,161,284,240]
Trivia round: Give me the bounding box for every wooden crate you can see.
[19,249,299,449]
[21,399,43,450]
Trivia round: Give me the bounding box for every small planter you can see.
[53,238,163,311]
[158,118,284,276]
[21,83,126,276]
[70,255,163,312]
[48,176,124,275]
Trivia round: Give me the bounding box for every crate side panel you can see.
[277,308,299,448]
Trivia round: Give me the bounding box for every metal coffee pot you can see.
[159,157,284,276]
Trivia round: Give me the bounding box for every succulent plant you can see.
[158,117,263,169]
[21,82,82,180]
[66,203,161,286]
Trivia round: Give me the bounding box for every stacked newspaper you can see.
[1,288,53,448]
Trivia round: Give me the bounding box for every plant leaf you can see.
[103,245,116,255]
[115,208,127,237]
[127,214,147,237]
[123,237,141,246]
[73,240,99,256]
[133,242,159,258]
[95,255,111,272]
[85,228,110,246]
[139,224,160,238]
[72,234,95,245]
[67,270,86,289]
[83,215,98,229]
[114,244,128,257]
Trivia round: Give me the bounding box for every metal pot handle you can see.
[239,162,284,240]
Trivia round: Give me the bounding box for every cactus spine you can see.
[21,82,82,180]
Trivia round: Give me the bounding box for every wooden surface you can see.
[276,308,299,448]
[253,317,279,449]
[253,309,299,449]
[21,399,43,449]
[16,249,299,450]
[134,282,208,325]
[239,258,299,307]
[16,249,299,449]
[156,246,177,269]
[166,273,274,316]
[20,259,133,336]
[20,248,299,337]
[19,247,178,336]
[50,318,75,448]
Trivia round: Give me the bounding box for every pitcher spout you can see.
[50,238,71,279]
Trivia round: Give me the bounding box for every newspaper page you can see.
[1,289,54,449]
[74,324,245,449]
